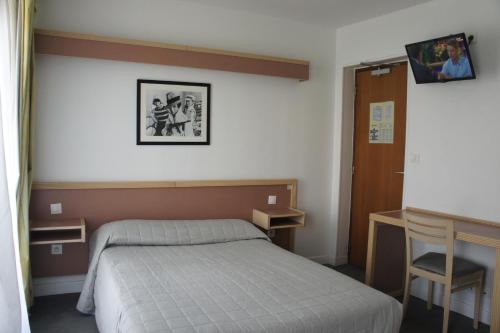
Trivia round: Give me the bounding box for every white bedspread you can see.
[77,219,401,333]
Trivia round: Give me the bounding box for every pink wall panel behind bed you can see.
[30,183,292,277]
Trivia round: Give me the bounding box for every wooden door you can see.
[349,63,407,270]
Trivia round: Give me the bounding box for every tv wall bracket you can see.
[467,34,475,45]
[449,33,474,45]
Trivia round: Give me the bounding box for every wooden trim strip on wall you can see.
[175,179,297,188]
[34,29,310,81]
[31,181,177,190]
[32,179,297,190]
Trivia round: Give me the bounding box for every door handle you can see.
[393,171,405,175]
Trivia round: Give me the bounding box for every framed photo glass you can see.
[137,79,211,145]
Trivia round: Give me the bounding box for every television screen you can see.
[405,33,476,84]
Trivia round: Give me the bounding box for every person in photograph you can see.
[183,95,197,136]
[409,57,436,82]
[161,108,175,136]
[438,40,472,80]
[146,97,160,135]
[166,92,187,136]
[151,98,170,136]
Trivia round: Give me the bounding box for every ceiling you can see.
[181,0,433,28]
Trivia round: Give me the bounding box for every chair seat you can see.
[413,252,484,277]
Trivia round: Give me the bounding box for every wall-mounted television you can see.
[405,33,476,84]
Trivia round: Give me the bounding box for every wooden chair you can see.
[402,215,485,333]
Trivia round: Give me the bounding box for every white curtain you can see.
[0,0,31,332]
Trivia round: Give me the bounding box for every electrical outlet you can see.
[50,203,62,215]
[51,244,63,255]
[268,195,277,205]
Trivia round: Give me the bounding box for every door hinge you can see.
[352,165,355,176]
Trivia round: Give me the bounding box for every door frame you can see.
[335,55,409,266]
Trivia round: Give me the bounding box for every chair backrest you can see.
[404,214,455,283]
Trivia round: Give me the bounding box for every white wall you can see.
[34,0,337,262]
[333,0,500,323]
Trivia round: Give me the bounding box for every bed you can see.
[77,219,401,333]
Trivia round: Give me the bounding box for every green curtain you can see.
[17,0,35,308]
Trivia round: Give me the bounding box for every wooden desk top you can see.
[370,207,500,249]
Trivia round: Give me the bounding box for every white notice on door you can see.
[369,101,394,144]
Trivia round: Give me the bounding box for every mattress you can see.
[77,219,401,333]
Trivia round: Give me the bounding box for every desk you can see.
[365,207,500,333]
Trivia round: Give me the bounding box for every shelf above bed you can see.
[34,29,310,81]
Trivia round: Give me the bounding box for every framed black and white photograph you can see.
[137,79,211,145]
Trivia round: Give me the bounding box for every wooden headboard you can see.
[29,179,297,277]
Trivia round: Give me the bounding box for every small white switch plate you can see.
[268,195,277,205]
[267,230,276,238]
[51,244,63,255]
[50,203,62,215]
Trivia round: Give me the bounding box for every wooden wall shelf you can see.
[34,29,310,81]
[30,218,86,245]
[252,208,305,230]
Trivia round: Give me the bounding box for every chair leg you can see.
[427,280,434,310]
[442,284,452,333]
[402,271,412,318]
[473,271,484,330]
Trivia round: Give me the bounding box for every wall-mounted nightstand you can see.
[30,218,86,245]
[252,208,305,251]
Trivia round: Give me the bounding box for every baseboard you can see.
[333,256,348,266]
[308,255,335,265]
[33,274,86,297]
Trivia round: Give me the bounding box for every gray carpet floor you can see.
[329,264,489,333]
[29,264,490,332]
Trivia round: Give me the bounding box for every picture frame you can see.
[137,79,211,145]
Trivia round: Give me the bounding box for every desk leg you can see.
[365,219,378,286]
[491,248,500,333]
